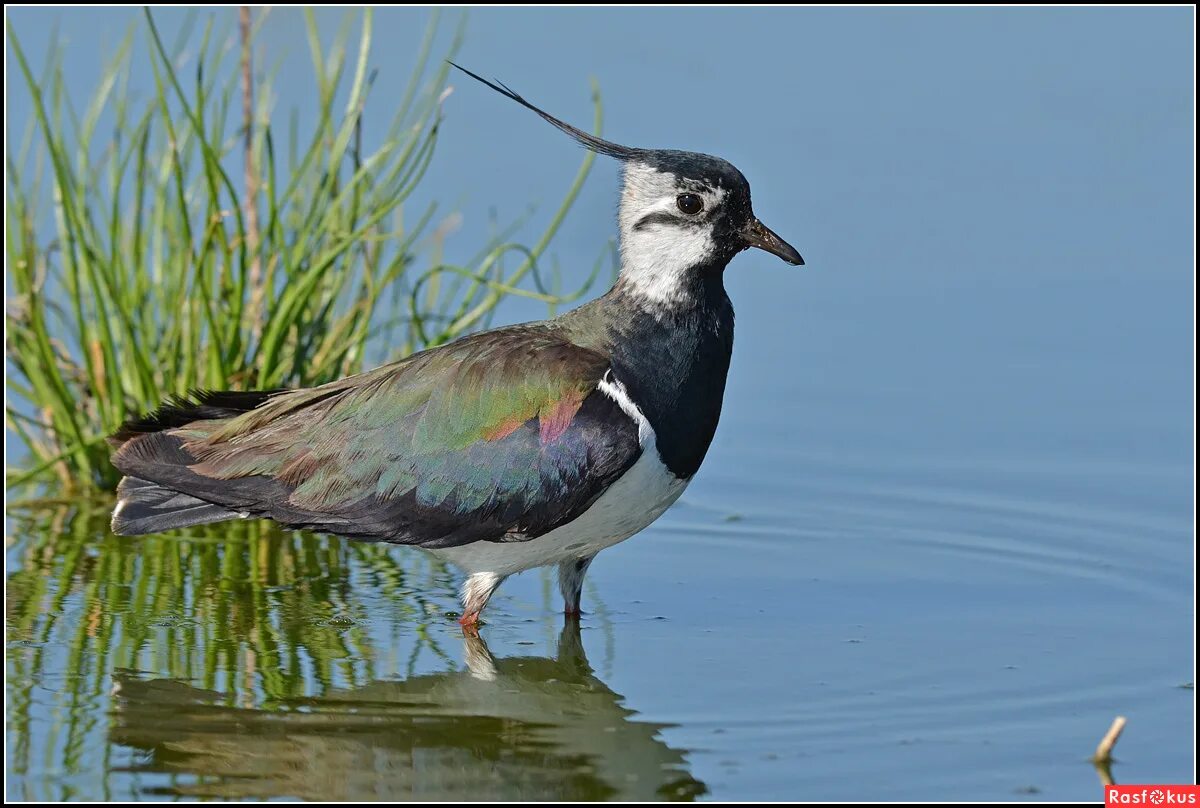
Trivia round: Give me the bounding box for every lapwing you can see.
[109,64,804,629]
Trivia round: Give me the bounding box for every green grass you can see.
[6,8,610,492]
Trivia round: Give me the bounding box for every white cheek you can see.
[619,226,715,306]
[617,164,727,308]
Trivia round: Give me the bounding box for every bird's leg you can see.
[458,571,505,631]
[557,555,596,617]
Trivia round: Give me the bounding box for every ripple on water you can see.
[665,451,1188,605]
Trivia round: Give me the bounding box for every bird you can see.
[109,63,804,630]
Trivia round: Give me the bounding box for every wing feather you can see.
[111,325,641,547]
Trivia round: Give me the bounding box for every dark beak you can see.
[740,218,804,266]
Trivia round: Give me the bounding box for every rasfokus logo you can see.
[1107,786,1200,806]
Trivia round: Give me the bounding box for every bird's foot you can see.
[458,611,482,637]
[457,572,504,636]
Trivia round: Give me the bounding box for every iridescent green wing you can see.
[155,326,641,546]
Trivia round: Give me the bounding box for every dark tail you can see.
[108,389,280,449]
[111,476,243,535]
[108,389,283,535]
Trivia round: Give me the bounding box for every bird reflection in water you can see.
[110,622,707,801]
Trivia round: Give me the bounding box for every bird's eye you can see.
[676,193,704,215]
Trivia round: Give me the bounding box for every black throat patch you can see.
[605,270,734,478]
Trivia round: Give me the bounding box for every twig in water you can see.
[1093,715,1127,786]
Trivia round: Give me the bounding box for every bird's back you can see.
[110,318,643,546]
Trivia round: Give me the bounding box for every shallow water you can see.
[6,436,1193,800]
[6,6,1194,802]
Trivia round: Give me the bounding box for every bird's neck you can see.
[575,263,735,479]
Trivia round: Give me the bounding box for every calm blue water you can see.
[6,7,1194,801]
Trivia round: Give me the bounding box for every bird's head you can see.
[450,64,803,308]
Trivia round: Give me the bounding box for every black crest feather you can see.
[449,61,642,161]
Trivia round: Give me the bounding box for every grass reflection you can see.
[6,500,458,798]
[5,500,704,801]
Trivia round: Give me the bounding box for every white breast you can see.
[431,372,688,578]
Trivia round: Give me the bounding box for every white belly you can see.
[431,372,688,577]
